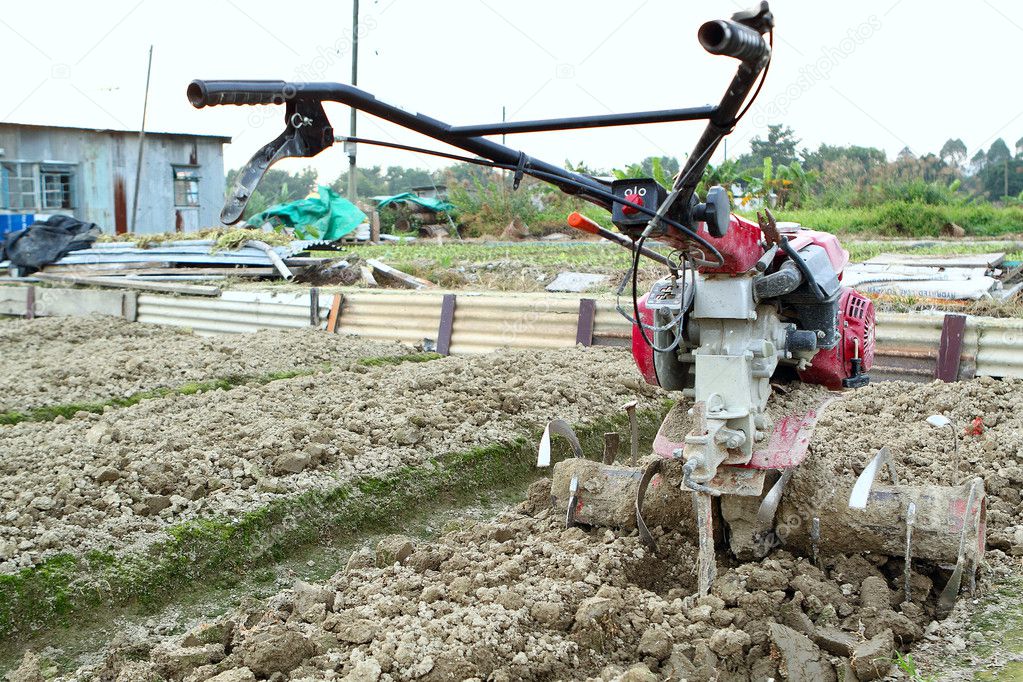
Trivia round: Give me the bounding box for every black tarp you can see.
[1,216,101,273]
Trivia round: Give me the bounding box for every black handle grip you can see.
[187,80,291,108]
[698,19,769,63]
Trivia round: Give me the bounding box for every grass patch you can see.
[844,240,1023,263]
[0,404,669,641]
[739,202,1023,238]
[0,353,442,427]
[0,369,320,427]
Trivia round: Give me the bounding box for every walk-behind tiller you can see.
[189,2,984,608]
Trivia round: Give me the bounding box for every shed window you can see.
[40,165,75,210]
[173,166,200,207]
[1,162,38,210]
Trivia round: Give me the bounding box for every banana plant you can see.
[774,161,818,208]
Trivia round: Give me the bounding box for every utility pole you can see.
[346,0,359,203]
[130,45,153,233]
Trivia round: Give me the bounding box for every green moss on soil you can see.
[0,352,441,427]
[357,352,441,367]
[0,404,669,641]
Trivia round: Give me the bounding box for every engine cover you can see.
[797,287,875,390]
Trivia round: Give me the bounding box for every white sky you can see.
[2,0,1022,183]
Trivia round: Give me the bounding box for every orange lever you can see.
[567,212,600,235]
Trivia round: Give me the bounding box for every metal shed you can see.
[0,122,229,235]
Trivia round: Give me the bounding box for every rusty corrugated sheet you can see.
[27,285,1023,379]
[335,290,444,345]
[871,312,980,382]
[593,299,631,347]
[447,294,579,355]
[137,291,319,335]
[973,316,1023,378]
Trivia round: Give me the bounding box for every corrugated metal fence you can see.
[4,283,1022,381]
[134,288,631,352]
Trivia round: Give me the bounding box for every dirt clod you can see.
[850,628,895,680]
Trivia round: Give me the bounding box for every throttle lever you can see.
[731,1,774,33]
[221,98,333,224]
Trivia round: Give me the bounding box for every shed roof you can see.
[0,120,231,143]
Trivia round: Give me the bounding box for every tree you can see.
[640,156,680,179]
[939,138,967,167]
[1016,136,1023,157]
[698,160,743,198]
[987,138,1011,165]
[744,125,800,168]
[969,149,986,174]
[383,166,436,193]
[331,165,389,198]
[978,157,1023,198]
[896,146,915,162]
[225,166,318,220]
[800,144,886,173]
[774,161,818,208]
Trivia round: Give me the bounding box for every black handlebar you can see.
[698,19,770,64]
[191,2,773,243]
[187,80,289,107]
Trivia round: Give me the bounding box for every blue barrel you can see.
[0,214,34,236]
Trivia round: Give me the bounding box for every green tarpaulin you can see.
[248,186,366,240]
[371,192,455,213]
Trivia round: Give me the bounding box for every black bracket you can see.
[221,98,334,224]
[512,152,527,190]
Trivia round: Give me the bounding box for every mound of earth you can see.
[0,347,661,570]
[38,493,944,682]
[0,315,413,412]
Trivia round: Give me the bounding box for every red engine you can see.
[630,218,875,393]
[797,287,875,390]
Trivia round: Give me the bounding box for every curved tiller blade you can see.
[537,419,584,468]
[937,477,985,617]
[848,446,898,510]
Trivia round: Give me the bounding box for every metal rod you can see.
[904,501,916,604]
[194,80,616,210]
[810,516,821,567]
[130,45,153,233]
[950,423,960,483]
[347,0,359,203]
[673,55,769,215]
[448,105,718,136]
[245,240,293,281]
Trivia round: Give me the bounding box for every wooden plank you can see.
[576,298,596,347]
[25,286,35,320]
[32,272,221,297]
[310,287,320,326]
[370,210,381,244]
[0,286,29,316]
[366,258,434,289]
[935,313,967,382]
[326,293,344,333]
[437,293,456,356]
[123,291,138,322]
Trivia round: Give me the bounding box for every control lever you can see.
[221,98,333,224]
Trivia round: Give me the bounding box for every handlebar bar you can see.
[191,2,773,246]
[187,80,289,108]
[698,19,770,64]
